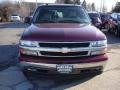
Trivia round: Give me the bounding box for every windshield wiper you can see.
[58,19,89,23]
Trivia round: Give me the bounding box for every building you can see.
[116,2,120,6]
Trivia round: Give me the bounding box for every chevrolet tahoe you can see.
[19,4,108,74]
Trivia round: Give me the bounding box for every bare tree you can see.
[75,0,81,5]
[103,6,107,13]
[82,0,87,9]
[0,0,32,22]
[64,0,70,4]
[112,2,120,12]
[64,0,80,4]
[0,1,16,21]
[86,3,92,11]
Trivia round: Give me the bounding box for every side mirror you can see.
[24,16,32,24]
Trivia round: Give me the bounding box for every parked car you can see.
[10,14,21,22]
[114,14,120,36]
[88,12,102,29]
[19,4,108,75]
[107,14,117,34]
[100,13,109,29]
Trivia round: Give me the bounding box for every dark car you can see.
[19,4,108,75]
[88,12,102,29]
[114,14,120,36]
[100,14,109,29]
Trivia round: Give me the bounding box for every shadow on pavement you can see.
[0,45,19,71]
[0,22,29,29]
[25,71,98,90]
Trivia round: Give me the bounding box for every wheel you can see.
[96,68,104,75]
[92,66,104,75]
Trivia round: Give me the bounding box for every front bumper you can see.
[20,60,107,74]
[20,61,106,69]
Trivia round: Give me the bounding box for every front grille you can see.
[40,51,88,57]
[38,42,90,57]
[39,42,90,48]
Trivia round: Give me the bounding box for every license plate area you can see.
[56,64,73,74]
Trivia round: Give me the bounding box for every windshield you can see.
[88,13,100,18]
[33,6,90,24]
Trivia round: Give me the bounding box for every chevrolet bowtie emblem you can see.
[61,47,71,53]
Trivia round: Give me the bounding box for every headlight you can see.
[91,40,107,47]
[20,40,38,47]
[20,48,38,56]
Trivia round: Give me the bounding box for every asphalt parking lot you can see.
[0,22,120,90]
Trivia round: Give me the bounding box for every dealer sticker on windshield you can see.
[56,64,73,74]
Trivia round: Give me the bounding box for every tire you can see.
[96,68,104,75]
[92,66,104,75]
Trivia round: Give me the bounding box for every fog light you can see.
[26,51,37,56]
[20,49,38,56]
[91,48,107,55]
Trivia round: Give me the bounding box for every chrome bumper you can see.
[20,61,107,69]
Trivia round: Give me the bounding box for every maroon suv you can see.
[19,4,108,74]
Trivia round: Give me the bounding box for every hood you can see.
[21,23,106,42]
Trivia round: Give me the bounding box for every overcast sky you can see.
[1,0,120,11]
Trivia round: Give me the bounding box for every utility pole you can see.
[100,0,103,12]
[36,0,38,8]
[102,0,105,13]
